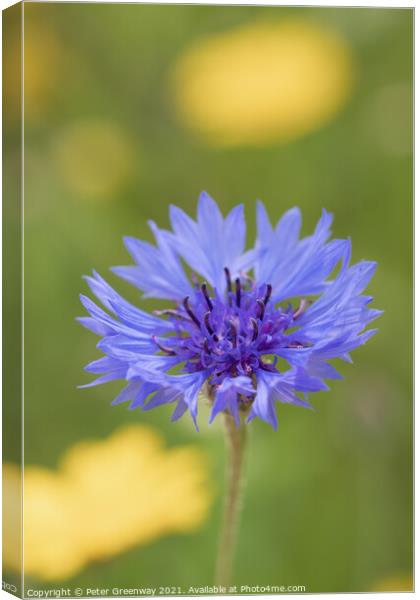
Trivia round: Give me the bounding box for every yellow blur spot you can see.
[3,21,62,125]
[172,19,354,146]
[371,572,413,592]
[17,19,66,124]
[24,25,63,123]
[52,119,137,200]
[4,425,212,581]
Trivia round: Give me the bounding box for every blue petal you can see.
[171,400,189,422]
[196,192,227,290]
[78,369,127,388]
[126,362,207,428]
[224,204,246,264]
[169,192,249,291]
[84,271,172,334]
[304,357,344,380]
[299,258,378,329]
[143,371,208,429]
[282,368,329,393]
[272,238,347,302]
[76,316,113,336]
[129,382,159,409]
[127,355,182,379]
[274,206,302,254]
[209,376,254,426]
[294,250,380,372]
[253,207,345,303]
[143,386,183,410]
[273,347,313,367]
[313,329,378,359]
[111,222,192,301]
[169,203,212,280]
[111,380,142,406]
[84,356,124,374]
[80,294,154,340]
[258,370,315,412]
[97,335,158,361]
[182,375,206,430]
[256,200,273,241]
[248,372,278,429]
[254,203,301,283]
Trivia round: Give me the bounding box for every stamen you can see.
[250,318,259,341]
[288,341,305,349]
[224,267,232,292]
[235,278,241,307]
[257,299,265,320]
[230,365,239,377]
[201,283,213,311]
[243,362,253,375]
[229,321,238,348]
[183,296,201,328]
[152,335,176,356]
[159,275,287,380]
[263,283,272,305]
[293,298,308,320]
[204,311,214,335]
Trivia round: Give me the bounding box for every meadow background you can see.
[3,3,413,594]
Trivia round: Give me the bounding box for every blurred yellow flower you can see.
[371,572,413,592]
[24,24,63,123]
[172,19,354,146]
[52,119,137,200]
[4,425,212,581]
[3,21,63,125]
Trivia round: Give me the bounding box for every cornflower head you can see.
[79,192,381,430]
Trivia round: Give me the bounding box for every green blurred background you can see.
[4,3,413,594]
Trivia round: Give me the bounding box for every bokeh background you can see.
[3,3,413,594]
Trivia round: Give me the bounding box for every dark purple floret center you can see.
[153,268,307,385]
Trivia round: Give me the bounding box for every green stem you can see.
[215,413,247,588]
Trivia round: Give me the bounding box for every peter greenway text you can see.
[23,584,307,597]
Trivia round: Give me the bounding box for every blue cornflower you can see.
[79,192,381,430]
